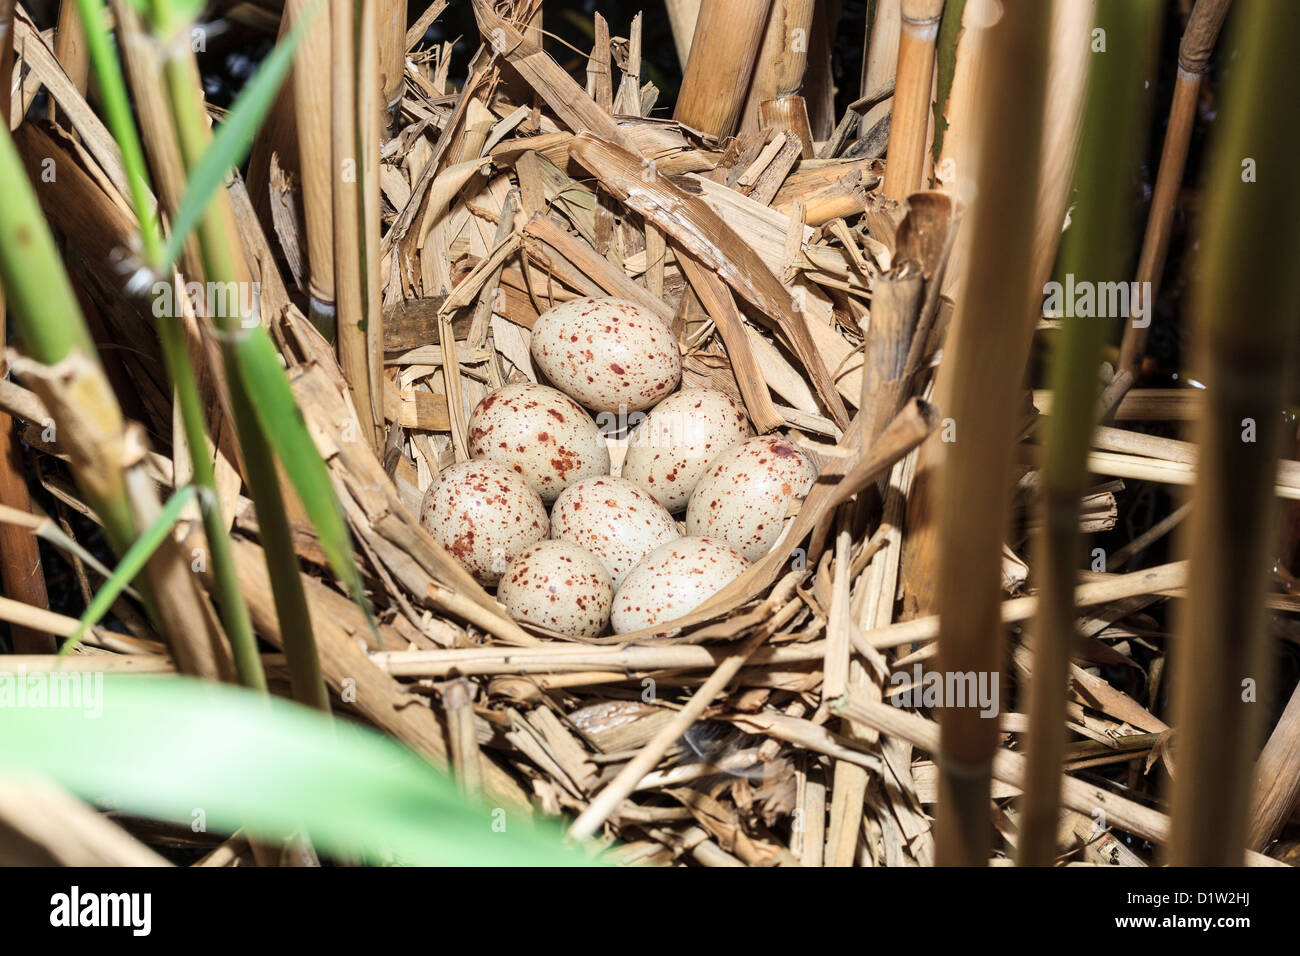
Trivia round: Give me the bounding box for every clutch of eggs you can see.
[420,296,818,639]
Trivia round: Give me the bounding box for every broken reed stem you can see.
[1116,0,1232,379]
[75,0,266,690]
[331,0,380,454]
[1167,0,1300,865]
[1017,0,1152,867]
[378,0,407,126]
[153,0,329,709]
[931,0,1048,867]
[0,0,52,653]
[741,0,816,151]
[285,0,336,339]
[674,0,774,139]
[883,0,943,200]
[862,261,924,444]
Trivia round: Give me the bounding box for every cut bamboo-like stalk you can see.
[1116,0,1232,379]
[1017,0,1153,868]
[929,0,1049,867]
[1167,0,1300,866]
[882,0,943,200]
[285,0,336,337]
[674,0,774,138]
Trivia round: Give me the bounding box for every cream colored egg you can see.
[621,388,753,512]
[467,382,610,504]
[498,540,613,639]
[611,536,750,634]
[685,436,817,561]
[550,476,680,587]
[419,460,548,586]
[531,296,681,413]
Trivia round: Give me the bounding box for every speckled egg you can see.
[621,388,753,512]
[497,540,613,639]
[467,382,610,504]
[685,436,817,561]
[419,460,548,586]
[530,296,681,413]
[611,536,751,634]
[551,476,680,587]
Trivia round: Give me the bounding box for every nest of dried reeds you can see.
[3,0,1298,868]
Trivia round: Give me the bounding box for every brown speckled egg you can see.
[611,536,750,634]
[530,296,681,413]
[551,476,680,587]
[467,382,610,504]
[621,388,753,512]
[498,540,613,639]
[419,460,548,586]
[685,436,817,561]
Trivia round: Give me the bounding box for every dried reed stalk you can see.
[285,0,337,337]
[833,693,1283,866]
[674,0,774,138]
[1248,680,1300,850]
[882,0,943,200]
[1167,0,1300,865]
[378,0,407,124]
[900,0,1091,618]
[52,0,89,99]
[332,0,380,452]
[0,776,171,866]
[931,0,977,195]
[860,0,901,140]
[929,0,1048,866]
[1116,0,1232,379]
[357,0,386,446]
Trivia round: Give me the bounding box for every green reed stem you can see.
[150,0,329,711]
[74,0,266,692]
[1017,0,1157,866]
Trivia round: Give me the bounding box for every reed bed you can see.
[0,0,1295,869]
